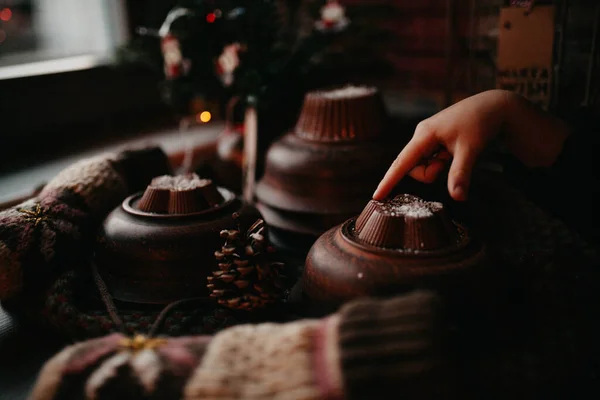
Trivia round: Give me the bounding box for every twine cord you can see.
[91,263,210,338]
[91,263,127,334]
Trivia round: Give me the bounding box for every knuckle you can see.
[415,120,434,137]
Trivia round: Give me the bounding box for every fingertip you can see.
[372,185,387,200]
[447,144,477,202]
[450,183,468,202]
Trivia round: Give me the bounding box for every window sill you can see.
[0,53,111,81]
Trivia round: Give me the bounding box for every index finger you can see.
[372,133,437,200]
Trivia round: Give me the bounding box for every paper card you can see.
[496,5,556,109]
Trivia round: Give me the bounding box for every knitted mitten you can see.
[29,333,212,400]
[336,291,452,400]
[29,291,446,400]
[0,147,171,302]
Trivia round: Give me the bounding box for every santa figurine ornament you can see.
[159,8,193,80]
[316,0,349,32]
[216,43,243,87]
[161,34,192,79]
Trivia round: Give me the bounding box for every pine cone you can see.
[207,217,286,311]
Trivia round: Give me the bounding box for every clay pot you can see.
[94,174,261,305]
[301,194,487,312]
[255,85,400,251]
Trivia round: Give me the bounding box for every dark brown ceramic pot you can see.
[94,174,261,305]
[255,85,401,250]
[302,194,488,312]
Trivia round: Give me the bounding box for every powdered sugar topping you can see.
[150,173,212,191]
[397,203,434,218]
[373,195,443,218]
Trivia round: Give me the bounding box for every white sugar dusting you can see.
[373,194,441,218]
[428,202,443,211]
[397,203,434,218]
[319,85,374,99]
[391,194,420,204]
[150,173,212,190]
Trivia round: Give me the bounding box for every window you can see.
[0,0,128,79]
[0,0,173,172]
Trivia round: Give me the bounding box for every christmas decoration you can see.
[161,34,191,79]
[119,1,397,120]
[216,42,243,87]
[316,0,349,32]
[208,214,286,311]
[158,8,194,80]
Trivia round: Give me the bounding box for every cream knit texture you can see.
[184,320,323,400]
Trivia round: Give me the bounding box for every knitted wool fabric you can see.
[28,321,329,400]
[39,155,128,218]
[29,333,212,400]
[38,270,241,340]
[184,320,324,399]
[0,190,88,302]
[39,146,172,218]
[0,146,171,302]
[336,291,450,400]
[28,291,444,400]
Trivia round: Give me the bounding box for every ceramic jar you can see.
[301,194,488,312]
[94,173,260,305]
[255,85,400,253]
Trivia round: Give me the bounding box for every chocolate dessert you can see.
[354,195,459,250]
[255,85,401,252]
[94,174,260,304]
[301,194,487,312]
[137,173,224,214]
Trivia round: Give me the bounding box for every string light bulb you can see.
[0,8,12,22]
[197,111,212,123]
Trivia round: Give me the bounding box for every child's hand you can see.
[373,90,511,201]
[373,90,570,202]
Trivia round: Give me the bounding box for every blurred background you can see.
[0,0,598,179]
